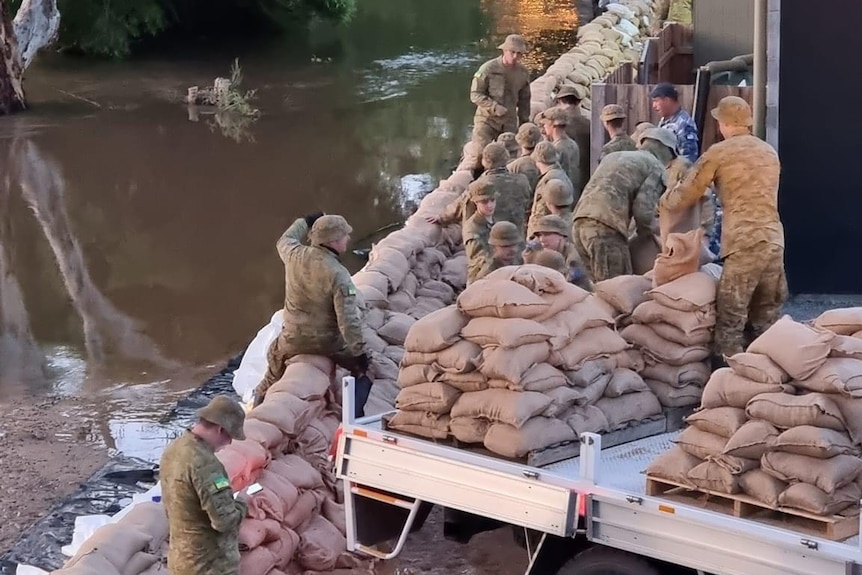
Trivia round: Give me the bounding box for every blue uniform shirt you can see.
[659,108,700,163]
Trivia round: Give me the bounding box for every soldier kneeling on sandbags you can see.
[160,395,249,575]
[254,213,372,415]
[524,214,592,291]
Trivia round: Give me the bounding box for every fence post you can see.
[590,83,610,175]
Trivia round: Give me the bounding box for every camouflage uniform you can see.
[477,221,524,280]
[528,142,574,236]
[524,215,592,291]
[543,108,581,193]
[464,214,495,285]
[662,96,786,357]
[507,122,543,192]
[256,216,365,398]
[601,134,638,159]
[497,132,520,159]
[561,111,591,194]
[573,151,666,282]
[161,397,248,575]
[470,35,531,147]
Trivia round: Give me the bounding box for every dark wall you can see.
[778,2,862,294]
[693,0,754,66]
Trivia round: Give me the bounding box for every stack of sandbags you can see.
[621,272,716,407]
[594,274,653,327]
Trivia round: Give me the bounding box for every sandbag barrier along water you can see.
[647,308,862,519]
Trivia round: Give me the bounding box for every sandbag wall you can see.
[648,309,862,519]
[388,264,666,457]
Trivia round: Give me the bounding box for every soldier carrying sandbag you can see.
[572,127,677,283]
[470,34,532,148]
[660,96,786,363]
[160,395,249,575]
[254,213,369,407]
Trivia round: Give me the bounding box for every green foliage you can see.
[56,0,169,58]
[218,59,260,117]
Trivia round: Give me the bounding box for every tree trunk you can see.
[0,1,26,115]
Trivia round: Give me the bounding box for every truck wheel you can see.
[557,546,659,575]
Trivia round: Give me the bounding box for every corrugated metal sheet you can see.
[693,0,755,65]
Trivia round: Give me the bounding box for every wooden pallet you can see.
[645,475,859,541]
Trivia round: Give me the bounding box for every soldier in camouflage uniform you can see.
[661,96,786,358]
[470,34,532,148]
[631,122,656,147]
[572,134,673,283]
[541,107,581,193]
[600,104,637,160]
[553,84,591,195]
[254,214,367,404]
[497,132,520,160]
[161,395,249,575]
[431,143,532,236]
[462,184,498,284]
[481,221,524,279]
[507,122,543,193]
[524,215,592,290]
[528,142,575,236]
[651,82,699,162]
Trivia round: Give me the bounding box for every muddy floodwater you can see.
[0,0,580,457]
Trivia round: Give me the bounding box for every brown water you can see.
[0,0,580,458]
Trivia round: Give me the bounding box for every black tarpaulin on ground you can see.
[0,354,243,574]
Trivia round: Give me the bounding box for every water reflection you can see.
[1,0,582,460]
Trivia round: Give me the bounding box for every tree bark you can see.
[0,1,26,115]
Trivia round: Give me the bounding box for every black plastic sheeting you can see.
[0,354,244,574]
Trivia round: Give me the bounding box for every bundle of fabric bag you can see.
[389,264,663,458]
[351,171,473,416]
[618,271,716,408]
[649,311,862,518]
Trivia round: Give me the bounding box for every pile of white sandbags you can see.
[649,311,862,518]
[619,271,716,408]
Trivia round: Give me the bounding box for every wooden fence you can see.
[639,23,694,85]
[589,84,753,173]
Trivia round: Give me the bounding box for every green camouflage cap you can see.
[497,132,520,155]
[516,123,542,149]
[542,107,569,127]
[600,104,626,121]
[640,127,679,154]
[489,221,522,247]
[531,141,559,165]
[555,83,589,101]
[711,95,753,127]
[469,180,497,203]
[544,180,574,208]
[532,214,570,237]
[498,34,528,53]
[310,214,353,246]
[197,395,246,440]
[482,142,510,168]
[532,249,567,274]
[631,121,655,146]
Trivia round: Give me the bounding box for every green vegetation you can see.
[6,0,358,58]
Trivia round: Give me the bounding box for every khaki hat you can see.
[631,121,655,145]
[532,214,570,237]
[532,249,567,274]
[711,95,753,127]
[640,127,679,152]
[556,83,589,101]
[497,132,519,155]
[197,395,246,440]
[515,123,542,149]
[469,181,496,203]
[498,34,528,53]
[310,214,353,246]
[544,181,574,209]
[600,104,626,121]
[489,221,521,247]
[482,142,510,168]
[542,107,569,127]
[531,141,559,165]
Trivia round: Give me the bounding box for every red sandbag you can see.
[239,546,277,575]
[216,439,270,491]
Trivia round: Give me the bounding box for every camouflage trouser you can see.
[715,242,788,357]
[573,218,632,283]
[471,120,501,149]
[255,330,355,398]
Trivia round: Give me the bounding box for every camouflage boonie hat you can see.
[532,249,567,274]
[497,132,520,155]
[555,83,589,101]
[711,95,753,127]
[482,142,510,168]
[197,395,246,440]
[310,214,353,246]
[489,221,521,247]
[640,127,679,154]
[498,34,528,53]
[469,181,496,203]
[531,141,559,165]
[542,107,569,127]
[631,122,655,146]
[532,214,570,237]
[544,180,574,208]
[600,104,626,121]
[516,123,542,149]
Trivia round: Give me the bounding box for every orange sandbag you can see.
[268,455,325,490]
[457,279,551,319]
[243,419,284,451]
[652,229,702,287]
[216,439,270,491]
[297,515,347,572]
[240,546,277,575]
[659,192,702,247]
[748,315,834,381]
